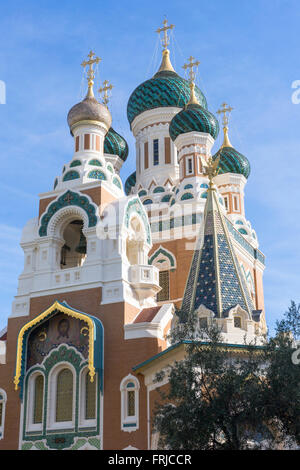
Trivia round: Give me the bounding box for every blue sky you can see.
[0,0,299,333]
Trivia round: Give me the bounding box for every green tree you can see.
[153,302,300,450]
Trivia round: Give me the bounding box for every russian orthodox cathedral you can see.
[0,20,267,450]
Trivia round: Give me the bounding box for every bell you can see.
[75,231,87,254]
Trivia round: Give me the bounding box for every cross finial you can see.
[183,56,200,83]
[216,102,233,127]
[98,80,113,107]
[183,56,200,105]
[216,102,234,148]
[81,50,101,98]
[156,18,174,51]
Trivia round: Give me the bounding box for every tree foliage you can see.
[153,302,300,450]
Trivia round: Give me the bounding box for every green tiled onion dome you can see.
[169,103,219,141]
[127,70,207,125]
[213,146,251,179]
[125,171,136,195]
[104,127,129,162]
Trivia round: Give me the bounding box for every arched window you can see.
[0,389,7,440]
[26,372,44,432]
[60,219,86,269]
[63,170,80,182]
[120,375,140,432]
[33,374,44,424]
[79,368,97,427]
[88,169,107,180]
[56,368,73,423]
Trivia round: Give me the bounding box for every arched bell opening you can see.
[125,216,147,266]
[60,219,87,269]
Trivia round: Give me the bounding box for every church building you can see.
[0,20,266,450]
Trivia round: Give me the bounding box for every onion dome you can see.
[67,95,112,135]
[127,49,207,126]
[125,171,136,195]
[68,51,112,135]
[213,146,250,179]
[104,127,129,162]
[213,103,250,179]
[169,101,219,141]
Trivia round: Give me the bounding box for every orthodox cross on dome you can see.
[183,56,200,105]
[81,50,101,99]
[183,56,200,83]
[156,18,174,51]
[155,18,175,73]
[217,102,233,148]
[98,80,113,107]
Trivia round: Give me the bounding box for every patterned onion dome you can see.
[67,96,112,135]
[213,146,251,179]
[127,70,207,125]
[169,103,219,141]
[104,127,129,162]
[125,171,136,195]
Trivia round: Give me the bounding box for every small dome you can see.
[104,127,129,162]
[127,70,207,125]
[125,171,136,195]
[213,146,251,179]
[67,96,112,134]
[169,103,219,141]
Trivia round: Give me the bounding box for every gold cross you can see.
[216,102,233,127]
[81,50,101,97]
[156,18,174,50]
[182,56,200,83]
[98,80,113,106]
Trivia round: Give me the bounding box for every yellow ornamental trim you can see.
[14,301,95,391]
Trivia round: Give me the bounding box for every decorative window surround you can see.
[120,375,140,432]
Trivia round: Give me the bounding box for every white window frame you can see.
[26,371,45,433]
[120,374,140,432]
[186,156,194,175]
[0,389,7,440]
[78,367,97,428]
[47,363,76,431]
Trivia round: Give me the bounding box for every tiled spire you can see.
[180,175,255,319]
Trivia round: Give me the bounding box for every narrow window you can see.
[223,196,229,211]
[0,390,6,440]
[164,137,171,164]
[157,270,170,301]
[127,389,135,417]
[56,368,73,422]
[120,376,140,431]
[84,134,90,150]
[186,157,193,175]
[85,373,96,420]
[75,136,80,152]
[233,195,239,211]
[234,317,242,328]
[153,139,159,166]
[95,135,100,151]
[33,375,44,424]
[144,142,149,169]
